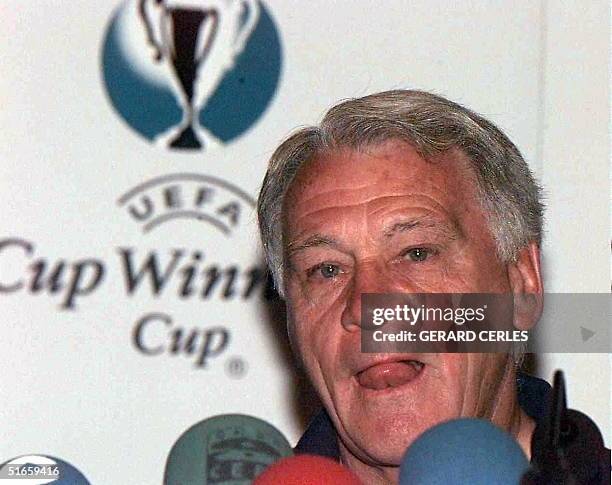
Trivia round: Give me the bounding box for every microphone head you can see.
[253,454,363,484]
[399,418,529,485]
[164,414,293,485]
[0,455,91,485]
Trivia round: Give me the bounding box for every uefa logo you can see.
[101,0,282,150]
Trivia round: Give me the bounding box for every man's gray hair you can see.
[257,89,544,296]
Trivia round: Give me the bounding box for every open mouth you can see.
[355,360,424,391]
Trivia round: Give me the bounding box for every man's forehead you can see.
[286,212,463,258]
[283,141,478,218]
[291,141,428,189]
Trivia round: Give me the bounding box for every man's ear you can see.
[507,242,543,330]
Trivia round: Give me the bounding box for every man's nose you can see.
[341,263,408,331]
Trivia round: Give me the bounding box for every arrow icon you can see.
[580,326,595,342]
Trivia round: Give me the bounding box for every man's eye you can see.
[308,263,341,279]
[403,248,431,262]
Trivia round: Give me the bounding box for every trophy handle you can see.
[138,0,166,61]
[233,0,260,54]
[194,11,219,66]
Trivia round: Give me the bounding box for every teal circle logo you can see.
[101,0,282,150]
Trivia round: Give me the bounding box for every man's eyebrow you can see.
[383,216,461,239]
[286,234,338,256]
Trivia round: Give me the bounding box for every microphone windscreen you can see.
[0,455,91,485]
[164,413,293,485]
[399,418,529,485]
[253,454,363,484]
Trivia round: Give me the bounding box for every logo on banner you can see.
[116,173,255,234]
[0,173,270,372]
[116,172,266,372]
[101,0,282,150]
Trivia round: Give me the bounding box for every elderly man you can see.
[257,90,549,484]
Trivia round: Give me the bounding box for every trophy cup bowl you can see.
[159,7,218,148]
[138,0,260,150]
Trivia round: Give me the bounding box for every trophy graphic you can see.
[139,0,260,149]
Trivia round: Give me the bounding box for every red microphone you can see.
[253,454,363,484]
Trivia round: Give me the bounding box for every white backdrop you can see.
[1,1,609,483]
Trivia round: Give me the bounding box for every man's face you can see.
[282,141,521,466]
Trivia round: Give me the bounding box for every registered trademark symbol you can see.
[225,356,247,378]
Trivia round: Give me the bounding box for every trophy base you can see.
[168,125,203,149]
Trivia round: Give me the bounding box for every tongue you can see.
[357,361,422,390]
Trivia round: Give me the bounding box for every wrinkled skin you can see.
[282,141,543,484]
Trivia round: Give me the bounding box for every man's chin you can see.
[329,362,456,465]
[339,411,443,467]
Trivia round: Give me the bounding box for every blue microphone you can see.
[399,418,529,484]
